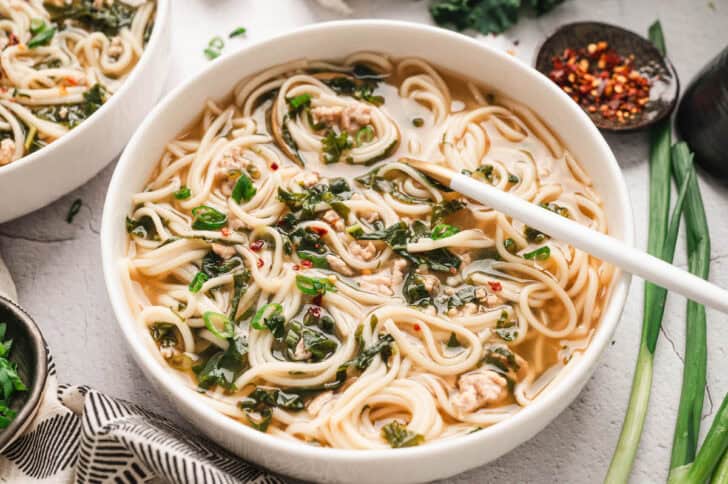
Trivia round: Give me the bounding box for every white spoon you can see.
[403,158,728,314]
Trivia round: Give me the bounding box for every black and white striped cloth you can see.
[0,356,287,484]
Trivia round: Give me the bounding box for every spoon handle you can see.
[450,173,728,314]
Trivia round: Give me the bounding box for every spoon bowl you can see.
[534,21,679,132]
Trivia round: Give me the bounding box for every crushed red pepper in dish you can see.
[548,41,652,124]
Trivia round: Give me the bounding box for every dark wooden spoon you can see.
[0,296,48,452]
[534,21,679,132]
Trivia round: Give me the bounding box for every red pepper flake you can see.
[221,227,230,237]
[293,264,300,271]
[311,226,328,236]
[312,294,323,306]
[413,324,421,332]
[250,239,264,252]
[308,306,321,318]
[301,259,313,269]
[257,258,264,268]
[7,33,17,46]
[488,281,503,292]
[270,162,279,171]
[547,40,651,123]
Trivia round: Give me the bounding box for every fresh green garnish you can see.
[204,47,220,60]
[402,271,432,306]
[321,129,352,164]
[0,323,27,429]
[431,199,465,226]
[431,223,459,240]
[203,311,235,340]
[66,198,82,223]
[193,336,248,390]
[297,251,329,269]
[295,274,337,296]
[229,26,247,38]
[204,36,224,60]
[126,215,159,240]
[524,226,547,243]
[541,202,569,218]
[286,94,312,117]
[47,0,136,36]
[250,303,283,331]
[412,117,425,127]
[231,172,256,203]
[447,332,462,348]
[503,238,518,254]
[429,0,564,35]
[356,221,460,273]
[355,125,374,146]
[523,246,550,261]
[381,420,424,448]
[325,75,385,106]
[188,271,209,293]
[28,20,56,48]
[191,205,227,230]
[348,333,395,371]
[238,387,304,432]
[174,186,191,200]
[508,174,520,184]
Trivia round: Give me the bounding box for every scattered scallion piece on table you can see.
[669,141,710,476]
[66,198,82,223]
[229,26,246,38]
[204,36,225,60]
[606,20,680,483]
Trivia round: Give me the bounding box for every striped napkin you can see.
[0,354,287,484]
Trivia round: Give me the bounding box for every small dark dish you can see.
[0,296,48,452]
[534,21,679,132]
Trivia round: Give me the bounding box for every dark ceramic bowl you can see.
[534,21,679,132]
[0,296,48,452]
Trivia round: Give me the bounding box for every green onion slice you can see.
[191,205,227,230]
[431,223,459,240]
[355,125,374,146]
[295,274,337,296]
[523,246,550,260]
[174,186,191,200]
[203,311,234,339]
[229,27,246,38]
[188,271,209,293]
[231,172,256,203]
[250,303,283,330]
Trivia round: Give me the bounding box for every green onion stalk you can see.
[605,20,682,482]
[667,142,714,482]
[669,392,728,483]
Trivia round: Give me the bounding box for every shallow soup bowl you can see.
[101,20,633,484]
[0,0,171,223]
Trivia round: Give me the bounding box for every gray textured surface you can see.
[1,1,727,482]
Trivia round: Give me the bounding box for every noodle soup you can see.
[123,53,613,449]
[0,0,156,166]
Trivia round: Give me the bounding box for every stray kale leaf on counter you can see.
[430,0,565,35]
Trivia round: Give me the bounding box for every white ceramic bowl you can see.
[0,0,171,223]
[101,21,633,484]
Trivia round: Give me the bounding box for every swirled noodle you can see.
[0,0,155,166]
[124,53,613,449]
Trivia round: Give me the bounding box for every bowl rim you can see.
[101,19,634,466]
[0,0,170,176]
[0,295,48,452]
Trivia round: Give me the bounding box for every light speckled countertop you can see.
[1,1,727,482]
